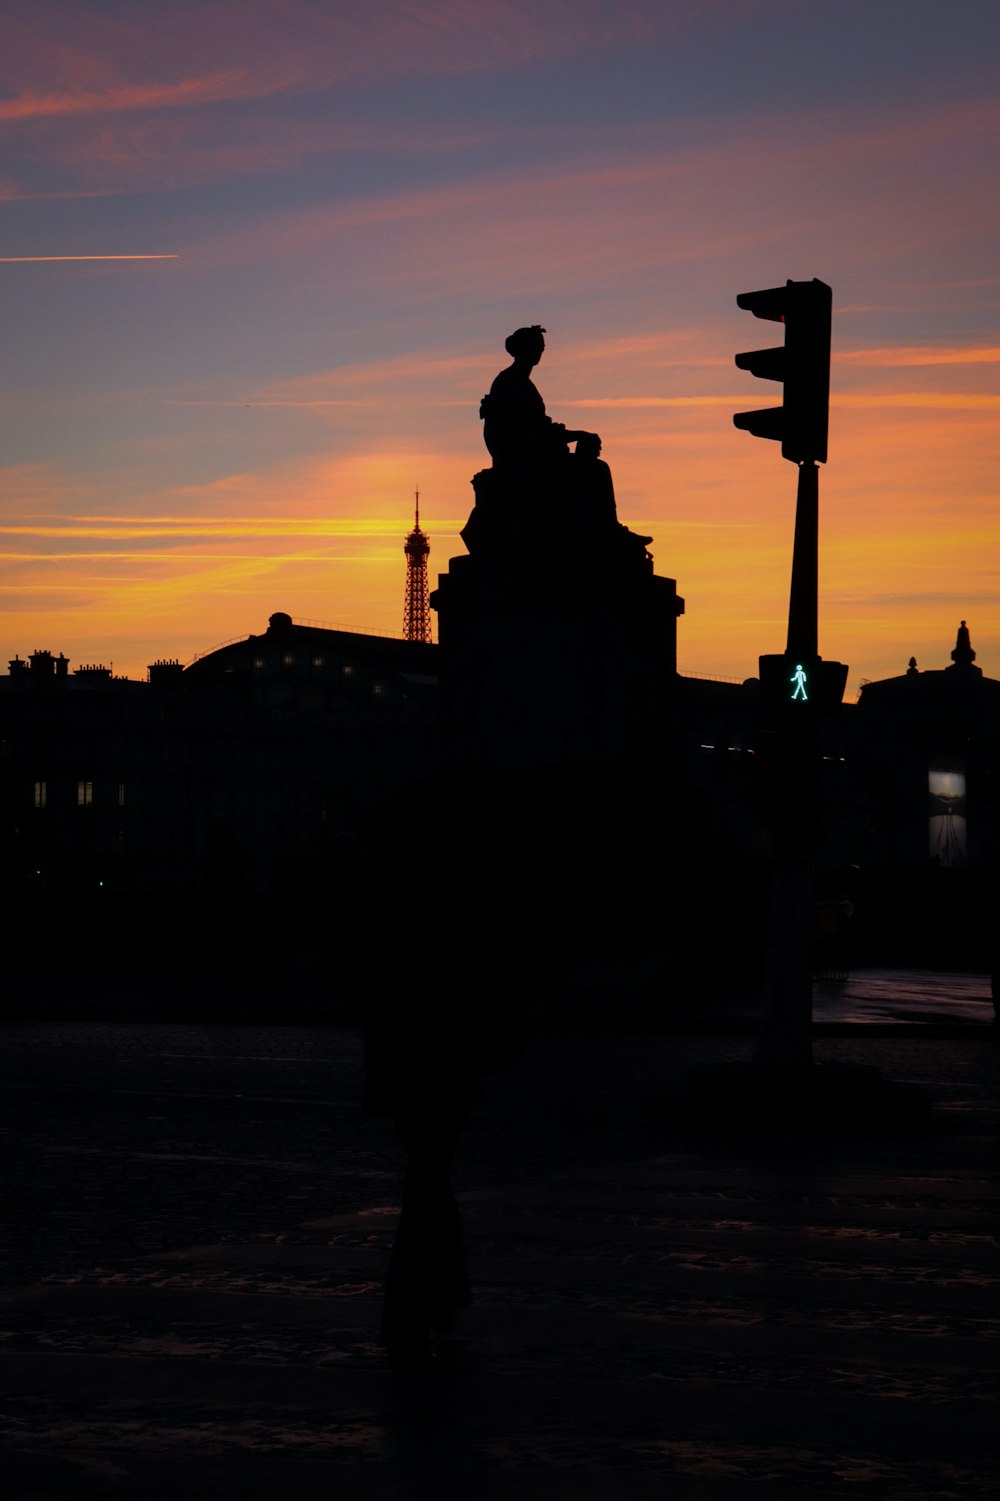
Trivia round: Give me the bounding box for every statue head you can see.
[505,325,546,365]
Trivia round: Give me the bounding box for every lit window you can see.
[253,656,265,669]
[283,654,295,666]
[372,683,383,697]
[34,781,46,809]
[118,781,126,808]
[312,656,324,668]
[342,664,354,678]
[929,761,967,867]
[77,780,93,807]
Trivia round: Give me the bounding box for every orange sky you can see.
[2,2,998,690]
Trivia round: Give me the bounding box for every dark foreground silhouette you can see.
[363,972,523,1369]
[373,1085,471,1367]
[357,779,525,1369]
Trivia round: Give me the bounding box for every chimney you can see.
[29,650,55,680]
[148,659,185,689]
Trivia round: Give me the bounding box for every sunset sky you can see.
[2,0,998,689]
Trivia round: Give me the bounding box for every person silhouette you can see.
[358,783,525,1371]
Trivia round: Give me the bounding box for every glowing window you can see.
[283,654,295,666]
[372,683,383,697]
[77,780,93,807]
[928,768,965,799]
[342,664,354,677]
[928,761,967,867]
[312,656,324,668]
[34,780,46,808]
[253,656,265,669]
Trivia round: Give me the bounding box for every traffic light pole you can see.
[647,274,933,1127]
[731,280,842,1067]
[644,277,931,1129]
[757,460,820,1068]
[787,461,818,661]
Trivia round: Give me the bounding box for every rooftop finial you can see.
[950,619,977,670]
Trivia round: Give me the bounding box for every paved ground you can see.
[1,1022,997,1499]
[811,968,993,1026]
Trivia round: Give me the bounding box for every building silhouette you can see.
[2,602,996,988]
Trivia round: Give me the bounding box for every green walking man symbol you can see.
[791,663,809,701]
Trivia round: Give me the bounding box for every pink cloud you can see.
[166,90,995,300]
[2,105,574,198]
[0,1,713,113]
[0,2,797,197]
[840,345,1000,367]
[0,71,283,124]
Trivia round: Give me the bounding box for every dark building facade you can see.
[2,616,438,898]
[851,622,1000,872]
[2,613,995,987]
[835,623,1000,968]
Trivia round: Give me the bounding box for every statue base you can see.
[427,468,690,992]
[430,477,684,772]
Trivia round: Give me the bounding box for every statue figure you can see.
[480,325,598,477]
[465,326,652,561]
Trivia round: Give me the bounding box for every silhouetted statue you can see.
[480,324,597,478]
[573,430,651,542]
[464,326,652,563]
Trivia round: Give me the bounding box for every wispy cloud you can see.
[835,392,1000,409]
[0,1,711,102]
[565,396,741,408]
[0,515,460,540]
[841,345,1000,367]
[0,71,279,124]
[173,92,997,300]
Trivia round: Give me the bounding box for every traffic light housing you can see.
[758,653,848,713]
[734,278,832,464]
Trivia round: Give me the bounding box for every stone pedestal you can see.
[431,537,684,774]
[428,472,688,988]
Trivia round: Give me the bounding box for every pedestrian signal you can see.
[759,654,847,712]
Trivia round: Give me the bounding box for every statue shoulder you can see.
[488,368,544,410]
[488,366,518,398]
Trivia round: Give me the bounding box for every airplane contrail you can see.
[0,254,180,262]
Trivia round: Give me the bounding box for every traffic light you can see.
[758,653,848,713]
[734,278,832,464]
